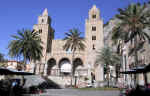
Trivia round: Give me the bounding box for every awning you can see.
[120,64,150,74]
[0,67,34,75]
[0,67,14,75]
[120,70,137,74]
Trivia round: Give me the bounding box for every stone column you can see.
[87,62,92,84]
[44,62,48,76]
[95,64,103,81]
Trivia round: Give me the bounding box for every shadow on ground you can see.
[38,76,61,89]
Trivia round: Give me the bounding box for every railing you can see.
[47,69,88,77]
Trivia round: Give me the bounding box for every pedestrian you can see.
[10,79,17,96]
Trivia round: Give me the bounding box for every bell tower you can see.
[33,8,54,73]
[85,5,103,51]
[85,5,104,81]
[38,8,50,25]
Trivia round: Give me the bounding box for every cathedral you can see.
[32,5,104,87]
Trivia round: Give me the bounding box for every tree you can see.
[63,28,85,86]
[8,29,43,70]
[0,53,4,62]
[112,3,150,67]
[95,46,121,87]
[0,52,7,67]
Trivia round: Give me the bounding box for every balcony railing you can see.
[47,69,88,77]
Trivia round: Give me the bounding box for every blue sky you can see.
[0,0,148,59]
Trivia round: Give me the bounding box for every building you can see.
[7,60,22,70]
[31,5,104,87]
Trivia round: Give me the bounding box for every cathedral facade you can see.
[32,5,104,86]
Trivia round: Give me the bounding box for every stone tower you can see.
[85,5,104,81]
[33,8,54,73]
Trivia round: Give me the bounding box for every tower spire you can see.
[42,8,48,16]
[92,5,97,9]
[90,5,99,12]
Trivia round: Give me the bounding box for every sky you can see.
[0,0,148,59]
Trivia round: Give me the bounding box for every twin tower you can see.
[33,5,104,82]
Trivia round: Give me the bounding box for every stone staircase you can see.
[23,75,45,88]
[23,75,61,89]
[48,76,71,88]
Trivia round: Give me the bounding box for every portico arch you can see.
[47,58,56,75]
[73,58,83,74]
[59,58,71,75]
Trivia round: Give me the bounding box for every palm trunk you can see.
[134,35,138,85]
[134,36,138,67]
[34,63,37,74]
[39,63,41,74]
[70,50,75,86]
[23,57,27,71]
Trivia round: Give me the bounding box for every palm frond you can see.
[63,28,85,52]
[8,29,43,63]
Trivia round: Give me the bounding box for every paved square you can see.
[40,89,120,96]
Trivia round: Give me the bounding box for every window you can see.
[93,44,95,50]
[39,29,42,34]
[92,14,96,19]
[41,19,44,23]
[92,36,96,40]
[92,26,96,31]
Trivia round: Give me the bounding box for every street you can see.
[39,88,120,96]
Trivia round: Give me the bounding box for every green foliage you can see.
[96,46,121,67]
[63,28,85,85]
[8,29,43,64]
[0,52,7,67]
[63,28,85,52]
[63,28,85,73]
[0,53,5,62]
[95,46,121,87]
[112,3,150,44]
[111,3,150,66]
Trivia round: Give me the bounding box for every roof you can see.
[42,8,48,16]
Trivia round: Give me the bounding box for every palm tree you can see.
[95,46,121,87]
[0,53,6,67]
[0,53,4,62]
[8,29,43,70]
[112,3,150,67]
[63,28,85,86]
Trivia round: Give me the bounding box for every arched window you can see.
[92,36,96,40]
[41,19,44,23]
[39,29,42,34]
[93,44,95,50]
[92,26,96,31]
[92,14,96,19]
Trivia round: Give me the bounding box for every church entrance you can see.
[59,58,71,76]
